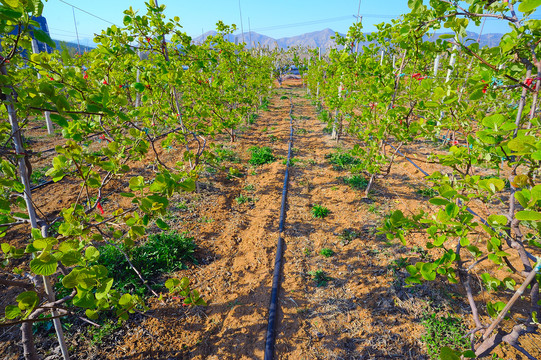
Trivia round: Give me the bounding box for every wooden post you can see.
[135,47,142,108]
[332,82,342,140]
[316,48,321,100]
[2,64,70,360]
[433,54,440,77]
[446,45,458,83]
[31,39,54,135]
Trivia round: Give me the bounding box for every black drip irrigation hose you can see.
[264,97,294,360]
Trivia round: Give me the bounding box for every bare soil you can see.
[1,79,540,359]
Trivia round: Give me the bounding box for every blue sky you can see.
[42,0,539,46]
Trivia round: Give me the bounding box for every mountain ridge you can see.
[193,28,503,50]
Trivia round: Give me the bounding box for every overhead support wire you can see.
[238,0,245,43]
[72,7,81,54]
[58,0,115,25]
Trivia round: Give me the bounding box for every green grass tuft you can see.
[249,146,275,166]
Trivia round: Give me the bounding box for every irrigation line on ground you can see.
[264,95,294,360]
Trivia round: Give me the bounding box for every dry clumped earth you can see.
[1,78,539,359]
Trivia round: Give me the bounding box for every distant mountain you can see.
[193,28,503,51]
[53,40,94,54]
[193,28,345,50]
[193,30,277,48]
[51,28,502,55]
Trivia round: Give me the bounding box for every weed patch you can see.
[97,232,196,295]
[421,314,469,359]
[341,174,369,190]
[320,248,334,258]
[325,150,361,170]
[249,146,275,166]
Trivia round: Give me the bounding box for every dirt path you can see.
[98,83,435,360]
[3,82,539,360]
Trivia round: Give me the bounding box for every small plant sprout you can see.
[311,204,330,218]
[339,228,360,245]
[235,194,255,204]
[308,270,331,287]
[320,248,334,258]
[165,277,207,306]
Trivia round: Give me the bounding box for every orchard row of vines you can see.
[0,1,273,359]
[306,0,540,358]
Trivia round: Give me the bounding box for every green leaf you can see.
[60,250,82,266]
[487,214,507,226]
[440,346,460,360]
[178,178,196,192]
[439,34,455,39]
[469,89,484,101]
[31,228,43,240]
[16,291,39,311]
[195,298,207,306]
[516,211,541,221]
[462,350,476,358]
[50,114,68,128]
[155,218,170,230]
[0,6,22,20]
[481,114,505,131]
[95,278,114,300]
[180,277,190,289]
[129,176,145,191]
[33,29,56,49]
[119,293,132,307]
[30,257,58,276]
[487,301,506,318]
[133,82,145,92]
[165,278,180,290]
[1,243,11,254]
[73,288,95,308]
[420,262,436,281]
[32,239,48,250]
[479,178,505,193]
[508,136,537,154]
[62,269,79,288]
[433,235,446,247]
[503,277,516,291]
[429,197,449,206]
[3,0,20,8]
[445,203,459,218]
[518,0,541,13]
[85,246,100,262]
[4,305,21,319]
[85,309,99,320]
